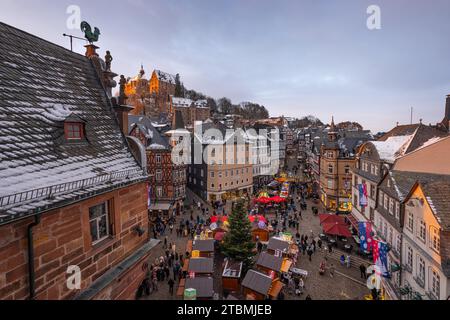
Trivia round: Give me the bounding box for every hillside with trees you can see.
[176,74,269,120]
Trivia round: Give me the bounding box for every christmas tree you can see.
[220,201,256,266]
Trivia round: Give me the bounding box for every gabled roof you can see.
[192,239,215,252]
[267,237,290,253]
[404,175,450,277]
[0,22,146,223]
[188,258,214,274]
[241,270,273,295]
[416,177,450,230]
[256,252,283,271]
[371,135,414,163]
[154,70,176,85]
[184,277,214,298]
[172,97,193,108]
[379,124,448,154]
[128,115,170,150]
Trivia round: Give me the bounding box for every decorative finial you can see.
[80,21,101,44]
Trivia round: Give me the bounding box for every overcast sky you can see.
[1,0,449,132]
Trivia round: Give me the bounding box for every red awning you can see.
[322,222,352,238]
[319,214,346,225]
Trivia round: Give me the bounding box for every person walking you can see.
[346,255,351,269]
[168,278,175,296]
[360,264,367,279]
[307,246,314,262]
[340,255,346,266]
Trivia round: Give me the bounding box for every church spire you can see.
[328,116,337,142]
[138,64,145,78]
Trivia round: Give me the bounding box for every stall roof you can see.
[256,252,283,272]
[222,260,243,278]
[193,239,215,252]
[267,238,290,253]
[185,277,214,298]
[242,270,273,295]
[188,258,214,274]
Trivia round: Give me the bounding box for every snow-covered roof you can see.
[155,70,176,84]
[371,135,414,163]
[172,97,193,107]
[0,22,146,223]
[194,100,208,108]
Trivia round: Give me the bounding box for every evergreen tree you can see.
[221,201,256,266]
[175,74,184,98]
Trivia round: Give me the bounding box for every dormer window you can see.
[65,122,84,141]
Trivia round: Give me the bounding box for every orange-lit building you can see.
[123,67,176,119]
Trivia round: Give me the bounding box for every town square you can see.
[0,0,449,304]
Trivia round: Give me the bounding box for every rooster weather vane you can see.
[80,21,101,44]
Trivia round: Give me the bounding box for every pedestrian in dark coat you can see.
[360,264,367,279]
[168,278,175,295]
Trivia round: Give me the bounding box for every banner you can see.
[358,222,374,252]
[358,184,368,207]
[373,239,389,278]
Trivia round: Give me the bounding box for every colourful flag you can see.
[358,184,368,207]
[359,222,374,252]
[373,239,389,278]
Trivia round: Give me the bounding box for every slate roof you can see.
[267,238,290,253]
[192,239,215,252]
[256,252,283,272]
[379,124,448,154]
[184,277,214,298]
[188,258,214,274]
[414,175,450,278]
[418,176,450,230]
[155,70,176,85]
[128,115,170,150]
[241,270,272,295]
[0,22,146,223]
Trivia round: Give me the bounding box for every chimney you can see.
[442,94,450,132]
[112,100,134,137]
[85,44,99,58]
[113,74,134,136]
[446,94,450,121]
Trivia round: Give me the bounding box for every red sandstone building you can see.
[0,23,158,300]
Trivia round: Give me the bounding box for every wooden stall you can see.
[241,270,284,300]
[192,239,215,258]
[186,257,214,277]
[222,259,243,293]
